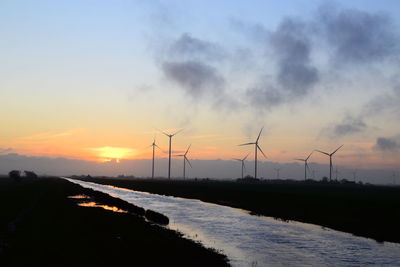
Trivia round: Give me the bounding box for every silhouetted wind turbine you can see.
[233,153,250,179]
[160,129,183,179]
[335,166,340,181]
[274,168,281,179]
[352,169,358,182]
[148,137,162,179]
[177,144,192,179]
[238,127,267,179]
[315,145,343,182]
[294,151,313,181]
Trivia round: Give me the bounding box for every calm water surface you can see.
[66,179,400,267]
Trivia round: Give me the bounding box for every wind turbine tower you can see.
[177,144,192,179]
[233,153,250,179]
[149,137,162,179]
[161,129,183,179]
[294,151,313,181]
[315,145,343,182]
[238,127,267,179]
[353,170,357,182]
[274,168,281,179]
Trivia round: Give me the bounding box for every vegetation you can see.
[79,176,400,244]
[0,177,228,266]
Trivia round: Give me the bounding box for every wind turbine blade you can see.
[331,144,344,155]
[243,163,246,171]
[315,150,329,156]
[172,128,184,136]
[257,145,267,158]
[238,142,255,146]
[185,157,192,168]
[232,158,242,161]
[306,163,311,171]
[306,151,313,161]
[155,144,162,150]
[185,144,191,155]
[156,128,170,137]
[243,152,250,161]
[294,158,305,161]
[256,127,264,142]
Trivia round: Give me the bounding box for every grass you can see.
[78,177,400,244]
[0,177,229,267]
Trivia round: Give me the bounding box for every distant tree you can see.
[322,176,328,182]
[9,170,21,181]
[24,171,38,179]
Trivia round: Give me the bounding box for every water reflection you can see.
[77,201,128,213]
[68,194,90,199]
[66,179,400,267]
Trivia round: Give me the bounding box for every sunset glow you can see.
[92,147,137,163]
[0,0,399,181]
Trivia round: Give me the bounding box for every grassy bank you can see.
[79,177,400,244]
[0,177,228,267]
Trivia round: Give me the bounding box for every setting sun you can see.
[92,147,137,162]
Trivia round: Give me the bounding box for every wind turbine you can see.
[177,144,192,179]
[233,153,250,179]
[238,127,267,179]
[352,169,358,182]
[315,145,343,182]
[160,129,183,179]
[148,137,162,179]
[335,166,340,181]
[294,151,313,181]
[274,168,281,179]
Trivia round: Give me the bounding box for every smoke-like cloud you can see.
[169,33,226,62]
[332,116,367,137]
[374,136,400,152]
[245,6,399,110]
[270,18,319,96]
[245,18,318,110]
[320,7,399,65]
[162,60,224,97]
[246,85,284,109]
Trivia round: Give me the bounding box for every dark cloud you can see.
[374,137,400,152]
[332,116,367,137]
[270,18,319,96]
[246,18,319,109]
[162,60,224,97]
[320,7,399,65]
[169,33,225,61]
[246,86,284,110]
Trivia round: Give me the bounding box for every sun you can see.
[92,146,136,162]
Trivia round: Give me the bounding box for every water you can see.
[66,178,400,267]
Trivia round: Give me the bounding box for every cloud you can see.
[162,60,224,97]
[246,85,284,109]
[270,18,319,96]
[246,18,318,109]
[374,136,400,152]
[169,33,226,61]
[319,7,399,65]
[332,116,367,137]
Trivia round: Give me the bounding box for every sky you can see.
[1,0,400,180]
